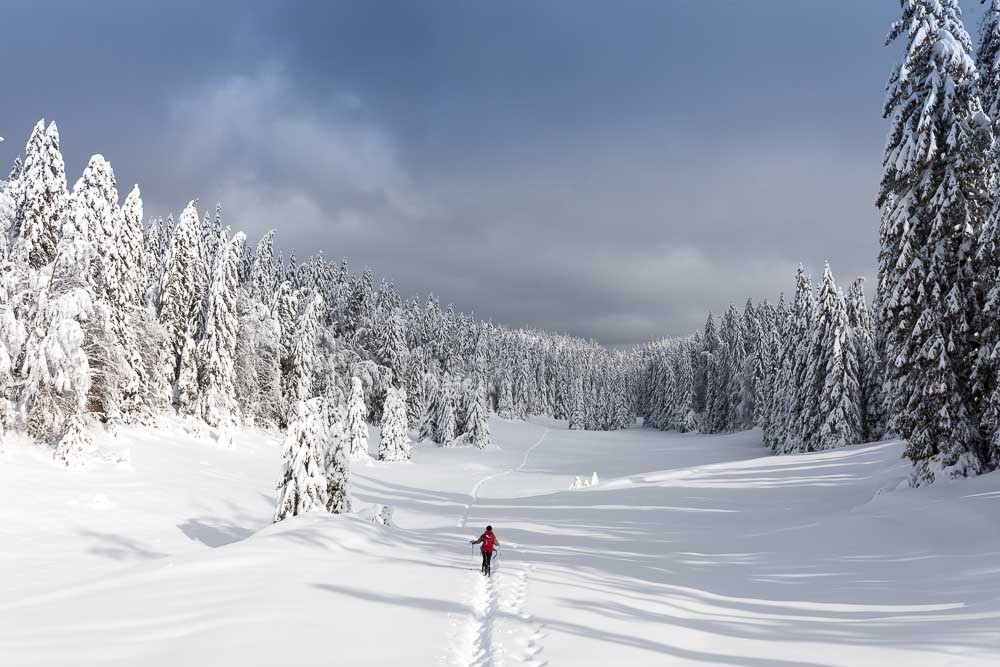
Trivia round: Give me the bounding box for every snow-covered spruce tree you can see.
[671,343,698,432]
[437,379,458,445]
[176,334,200,418]
[979,0,1000,132]
[376,306,409,388]
[112,186,155,422]
[977,0,1000,467]
[513,357,533,419]
[720,303,747,432]
[273,280,299,378]
[611,373,632,430]
[783,267,815,453]
[14,121,66,270]
[232,295,280,428]
[496,362,516,419]
[418,372,440,441]
[815,279,863,450]
[0,165,18,261]
[198,231,246,433]
[0,265,26,452]
[286,293,323,408]
[759,295,787,449]
[68,155,119,292]
[741,298,762,428]
[274,398,328,521]
[799,265,842,452]
[249,230,277,304]
[461,380,491,448]
[879,0,992,483]
[346,376,369,460]
[20,199,96,464]
[846,279,882,442]
[324,411,353,513]
[403,350,428,425]
[701,313,725,434]
[568,377,586,430]
[378,387,412,462]
[142,215,168,309]
[158,201,202,385]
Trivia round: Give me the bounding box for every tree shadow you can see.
[78,530,167,561]
[177,518,255,547]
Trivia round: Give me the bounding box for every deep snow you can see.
[1,417,999,666]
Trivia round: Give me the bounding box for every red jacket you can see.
[478,530,497,552]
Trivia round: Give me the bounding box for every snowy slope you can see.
[1,418,999,666]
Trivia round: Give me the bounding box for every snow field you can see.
[1,416,1000,665]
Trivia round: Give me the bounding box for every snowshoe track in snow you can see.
[458,429,548,529]
[450,429,548,666]
[498,566,546,667]
[448,566,545,667]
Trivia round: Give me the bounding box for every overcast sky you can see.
[1,1,988,345]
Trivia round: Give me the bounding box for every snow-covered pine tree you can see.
[496,362,516,419]
[784,267,815,453]
[176,334,199,417]
[112,186,157,422]
[113,186,147,319]
[879,0,992,483]
[815,281,863,450]
[378,387,412,461]
[377,306,409,388]
[977,0,1000,467]
[403,349,428,425]
[611,372,632,430]
[198,231,246,432]
[286,293,323,407]
[568,377,586,430]
[418,372,441,441]
[701,314,726,433]
[158,202,202,384]
[19,191,96,463]
[69,154,119,292]
[671,342,698,432]
[346,376,369,460]
[462,379,491,448]
[800,264,843,451]
[979,0,1000,132]
[720,303,747,431]
[740,298,762,428]
[759,295,787,447]
[324,411,352,513]
[273,280,298,376]
[274,398,328,521]
[249,230,277,304]
[14,121,67,269]
[513,356,532,419]
[346,267,373,343]
[846,278,882,442]
[0,163,18,261]
[437,379,458,445]
[143,215,170,309]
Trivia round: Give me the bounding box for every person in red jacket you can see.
[470,525,499,576]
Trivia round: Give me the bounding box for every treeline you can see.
[647,0,1000,487]
[0,120,641,467]
[641,264,881,454]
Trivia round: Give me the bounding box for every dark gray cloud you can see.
[2,1,988,344]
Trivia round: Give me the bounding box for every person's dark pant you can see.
[481,550,493,576]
